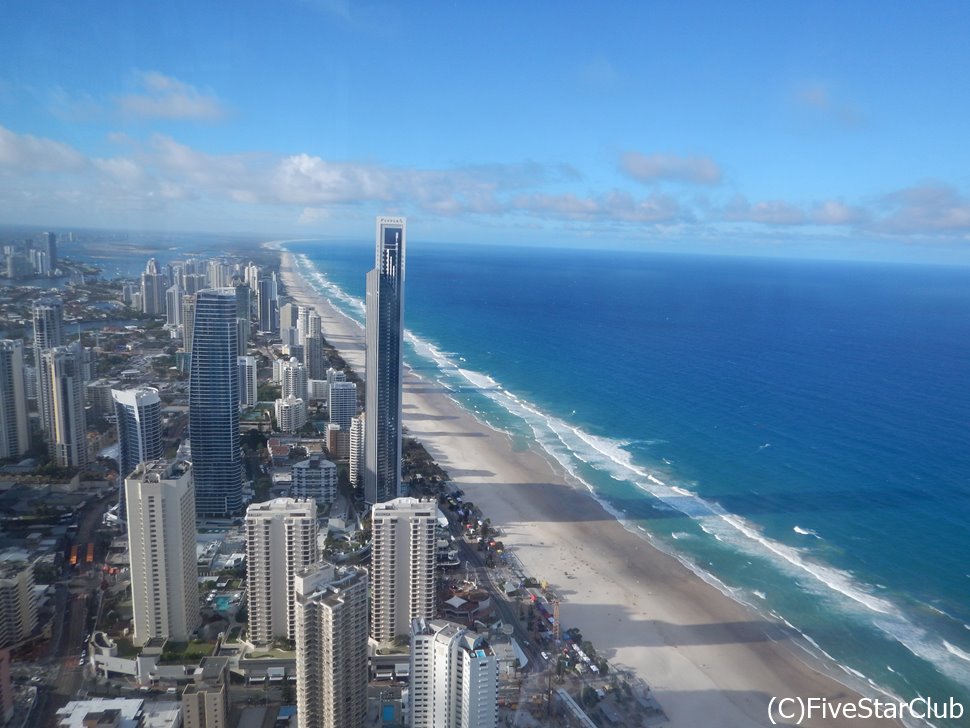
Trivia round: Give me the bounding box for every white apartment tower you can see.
[275,396,307,434]
[349,414,365,487]
[280,357,308,401]
[0,340,29,460]
[245,498,318,644]
[409,619,498,728]
[370,497,437,643]
[237,356,258,408]
[125,459,201,645]
[294,563,368,728]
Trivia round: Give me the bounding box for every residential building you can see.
[0,340,29,460]
[141,258,165,315]
[409,619,498,728]
[280,357,308,401]
[0,552,37,647]
[113,387,163,523]
[364,217,406,504]
[0,647,12,724]
[32,296,64,434]
[370,497,436,643]
[182,657,230,728]
[237,356,258,408]
[294,563,368,728]
[275,396,307,434]
[40,345,87,467]
[291,455,337,505]
[349,414,364,487]
[182,294,197,352]
[125,459,200,645]
[189,288,242,516]
[245,498,317,644]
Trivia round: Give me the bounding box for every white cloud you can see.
[0,125,87,172]
[620,151,722,186]
[117,71,228,121]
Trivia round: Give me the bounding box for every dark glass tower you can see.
[364,217,406,504]
[190,288,242,515]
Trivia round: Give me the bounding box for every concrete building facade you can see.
[125,460,201,645]
[370,497,436,643]
[245,498,318,644]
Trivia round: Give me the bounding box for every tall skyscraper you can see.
[32,296,64,434]
[125,459,201,645]
[245,498,318,644]
[166,284,183,327]
[112,387,163,480]
[38,232,57,272]
[349,414,364,487]
[370,497,436,643]
[0,340,29,460]
[112,387,163,523]
[235,283,251,354]
[303,333,326,380]
[409,619,498,728]
[182,294,197,352]
[294,563,368,728]
[40,346,87,467]
[141,258,164,315]
[237,356,258,408]
[327,380,356,460]
[257,275,278,334]
[190,289,242,516]
[364,217,406,504]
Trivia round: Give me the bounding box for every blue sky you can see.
[2,1,970,262]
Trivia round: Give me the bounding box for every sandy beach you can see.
[278,249,900,728]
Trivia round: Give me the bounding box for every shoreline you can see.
[276,245,903,727]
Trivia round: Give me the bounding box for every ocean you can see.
[289,239,970,724]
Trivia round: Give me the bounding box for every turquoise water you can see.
[288,240,970,725]
[213,595,233,611]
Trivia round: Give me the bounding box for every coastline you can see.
[277,247,903,727]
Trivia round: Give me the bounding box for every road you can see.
[29,491,114,728]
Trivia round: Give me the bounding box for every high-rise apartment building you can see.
[294,563,368,728]
[370,497,436,643]
[328,380,356,430]
[235,283,251,354]
[112,387,163,480]
[257,275,278,334]
[291,455,337,505]
[364,217,406,504]
[0,340,29,460]
[0,552,37,647]
[40,346,87,467]
[141,258,165,315]
[190,289,242,516]
[166,284,183,328]
[245,498,317,644]
[237,356,258,408]
[409,619,498,728]
[32,296,64,434]
[303,333,326,380]
[327,379,356,460]
[124,459,201,645]
[182,294,197,352]
[112,387,163,523]
[349,414,364,487]
[275,396,307,434]
[280,357,308,402]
